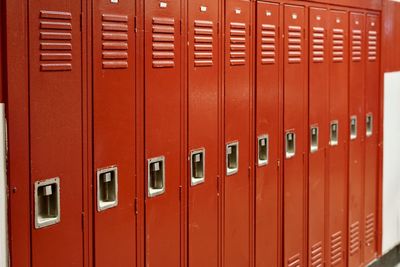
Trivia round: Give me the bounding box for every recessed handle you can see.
[148,156,166,197]
[34,177,61,229]
[97,166,118,212]
[257,135,269,166]
[350,116,357,140]
[310,126,319,153]
[330,120,339,146]
[285,131,296,159]
[226,142,239,176]
[191,149,205,186]
[366,113,373,137]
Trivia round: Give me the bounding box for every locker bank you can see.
[1,0,400,266]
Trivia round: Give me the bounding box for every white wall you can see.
[382,71,400,254]
[0,104,7,266]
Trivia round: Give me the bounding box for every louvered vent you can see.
[368,30,377,61]
[261,24,277,65]
[288,26,302,64]
[352,29,362,62]
[230,22,246,66]
[287,253,301,267]
[312,27,325,63]
[102,14,129,69]
[152,17,175,68]
[310,242,323,267]
[330,231,343,266]
[349,221,360,255]
[39,10,72,71]
[194,20,213,67]
[332,28,344,63]
[365,213,375,246]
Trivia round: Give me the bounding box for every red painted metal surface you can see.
[363,12,380,265]
[187,1,219,266]
[255,2,281,267]
[308,0,382,11]
[93,0,136,266]
[28,0,84,266]
[348,11,366,267]
[283,4,308,267]
[327,9,349,267]
[224,1,252,266]
[308,7,329,267]
[144,0,182,266]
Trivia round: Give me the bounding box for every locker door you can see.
[224,1,252,266]
[187,1,219,266]
[283,5,307,267]
[363,13,380,264]
[348,12,366,267]
[308,7,329,267]
[28,0,84,266]
[255,2,280,267]
[144,0,182,266]
[327,10,349,267]
[93,0,136,266]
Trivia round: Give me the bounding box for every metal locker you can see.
[144,0,182,266]
[93,0,136,266]
[327,9,349,267]
[224,1,252,266]
[308,7,329,267]
[348,11,366,267]
[283,5,307,267]
[187,0,219,266]
[255,2,281,267]
[363,13,380,264]
[28,0,84,265]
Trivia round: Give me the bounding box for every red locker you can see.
[363,13,380,264]
[327,9,349,267]
[28,0,84,265]
[348,12,366,267]
[144,0,182,266]
[283,4,308,267]
[93,0,136,266]
[255,2,281,267]
[224,1,252,266]
[308,7,329,267]
[187,1,220,266]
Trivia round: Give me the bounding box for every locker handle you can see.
[97,166,118,212]
[257,134,269,166]
[191,149,205,186]
[310,126,319,153]
[34,177,61,229]
[330,120,339,146]
[350,116,357,140]
[148,156,166,197]
[226,142,239,176]
[285,131,296,159]
[366,113,373,137]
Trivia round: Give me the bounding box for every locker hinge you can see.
[80,13,83,32]
[81,212,84,231]
[180,20,183,35]
[248,167,251,178]
[134,197,138,215]
[179,185,183,201]
[134,16,138,33]
[217,175,220,196]
[277,160,280,167]
[217,22,220,34]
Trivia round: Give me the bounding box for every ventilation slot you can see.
[194,20,213,67]
[312,27,325,63]
[352,29,362,62]
[288,26,302,64]
[102,14,129,69]
[311,242,323,267]
[287,253,301,267]
[368,30,377,61]
[152,17,175,68]
[365,213,375,246]
[332,28,344,63]
[261,24,276,65]
[330,231,343,266]
[349,221,360,255]
[39,10,72,71]
[230,22,246,66]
